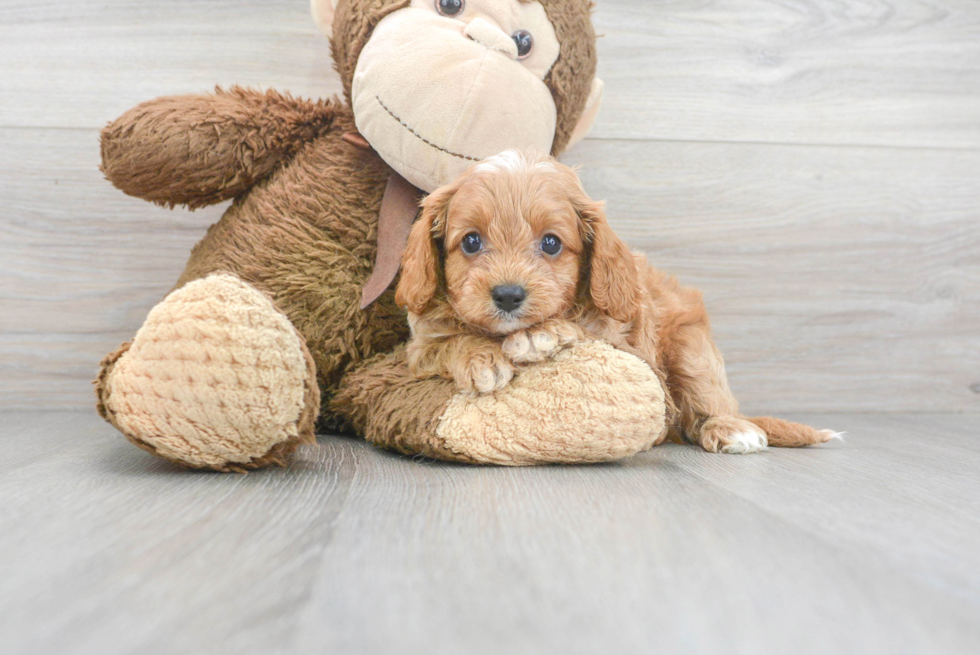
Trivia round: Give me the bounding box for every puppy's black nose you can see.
[492,285,526,313]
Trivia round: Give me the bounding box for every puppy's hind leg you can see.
[667,322,839,452]
[666,322,769,454]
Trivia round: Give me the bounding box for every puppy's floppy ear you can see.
[576,194,642,324]
[395,180,455,314]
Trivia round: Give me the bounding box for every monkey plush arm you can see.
[100,87,344,209]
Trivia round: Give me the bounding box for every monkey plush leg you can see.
[334,340,670,466]
[95,274,320,471]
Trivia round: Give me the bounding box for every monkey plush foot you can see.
[95,274,319,471]
[334,340,669,466]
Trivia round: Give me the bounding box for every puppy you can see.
[395,150,839,454]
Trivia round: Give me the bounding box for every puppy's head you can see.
[395,150,641,334]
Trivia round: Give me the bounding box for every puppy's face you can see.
[396,151,641,334]
[439,156,584,334]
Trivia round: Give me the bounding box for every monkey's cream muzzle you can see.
[352,7,558,193]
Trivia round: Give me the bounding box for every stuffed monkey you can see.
[94,0,670,471]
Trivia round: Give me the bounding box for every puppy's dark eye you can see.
[436,0,464,17]
[540,234,562,255]
[512,30,534,59]
[461,232,483,254]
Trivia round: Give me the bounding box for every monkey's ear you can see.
[395,182,455,314]
[311,0,339,36]
[566,78,605,150]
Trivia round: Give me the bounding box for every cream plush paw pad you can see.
[435,340,668,465]
[102,274,312,469]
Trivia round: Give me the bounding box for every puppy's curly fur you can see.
[396,150,839,453]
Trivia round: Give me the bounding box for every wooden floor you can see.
[0,411,978,654]
[2,0,979,652]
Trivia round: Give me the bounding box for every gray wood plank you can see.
[591,0,980,148]
[0,411,357,655]
[0,410,105,473]
[293,413,980,655]
[0,0,342,130]
[660,413,980,605]
[4,128,977,412]
[2,0,978,150]
[2,411,979,654]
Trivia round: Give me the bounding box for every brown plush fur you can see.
[100,87,410,431]
[534,0,599,153]
[331,346,481,462]
[397,152,837,452]
[171,98,410,424]
[96,1,601,465]
[100,88,343,210]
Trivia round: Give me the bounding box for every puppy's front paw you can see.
[502,322,580,364]
[452,351,515,394]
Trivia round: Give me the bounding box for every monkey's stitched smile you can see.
[375,95,480,162]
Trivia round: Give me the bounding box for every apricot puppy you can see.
[395,150,839,454]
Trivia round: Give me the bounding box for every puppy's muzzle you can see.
[492,285,526,313]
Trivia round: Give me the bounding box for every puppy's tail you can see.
[745,416,843,448]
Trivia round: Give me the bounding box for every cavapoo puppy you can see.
[395,150,838,454]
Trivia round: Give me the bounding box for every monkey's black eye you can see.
[436,0,464,17]
[512,29,534,59]
[461,232,483,254]
[540,234,561,256]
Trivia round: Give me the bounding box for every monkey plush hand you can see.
[94,0,669,470]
